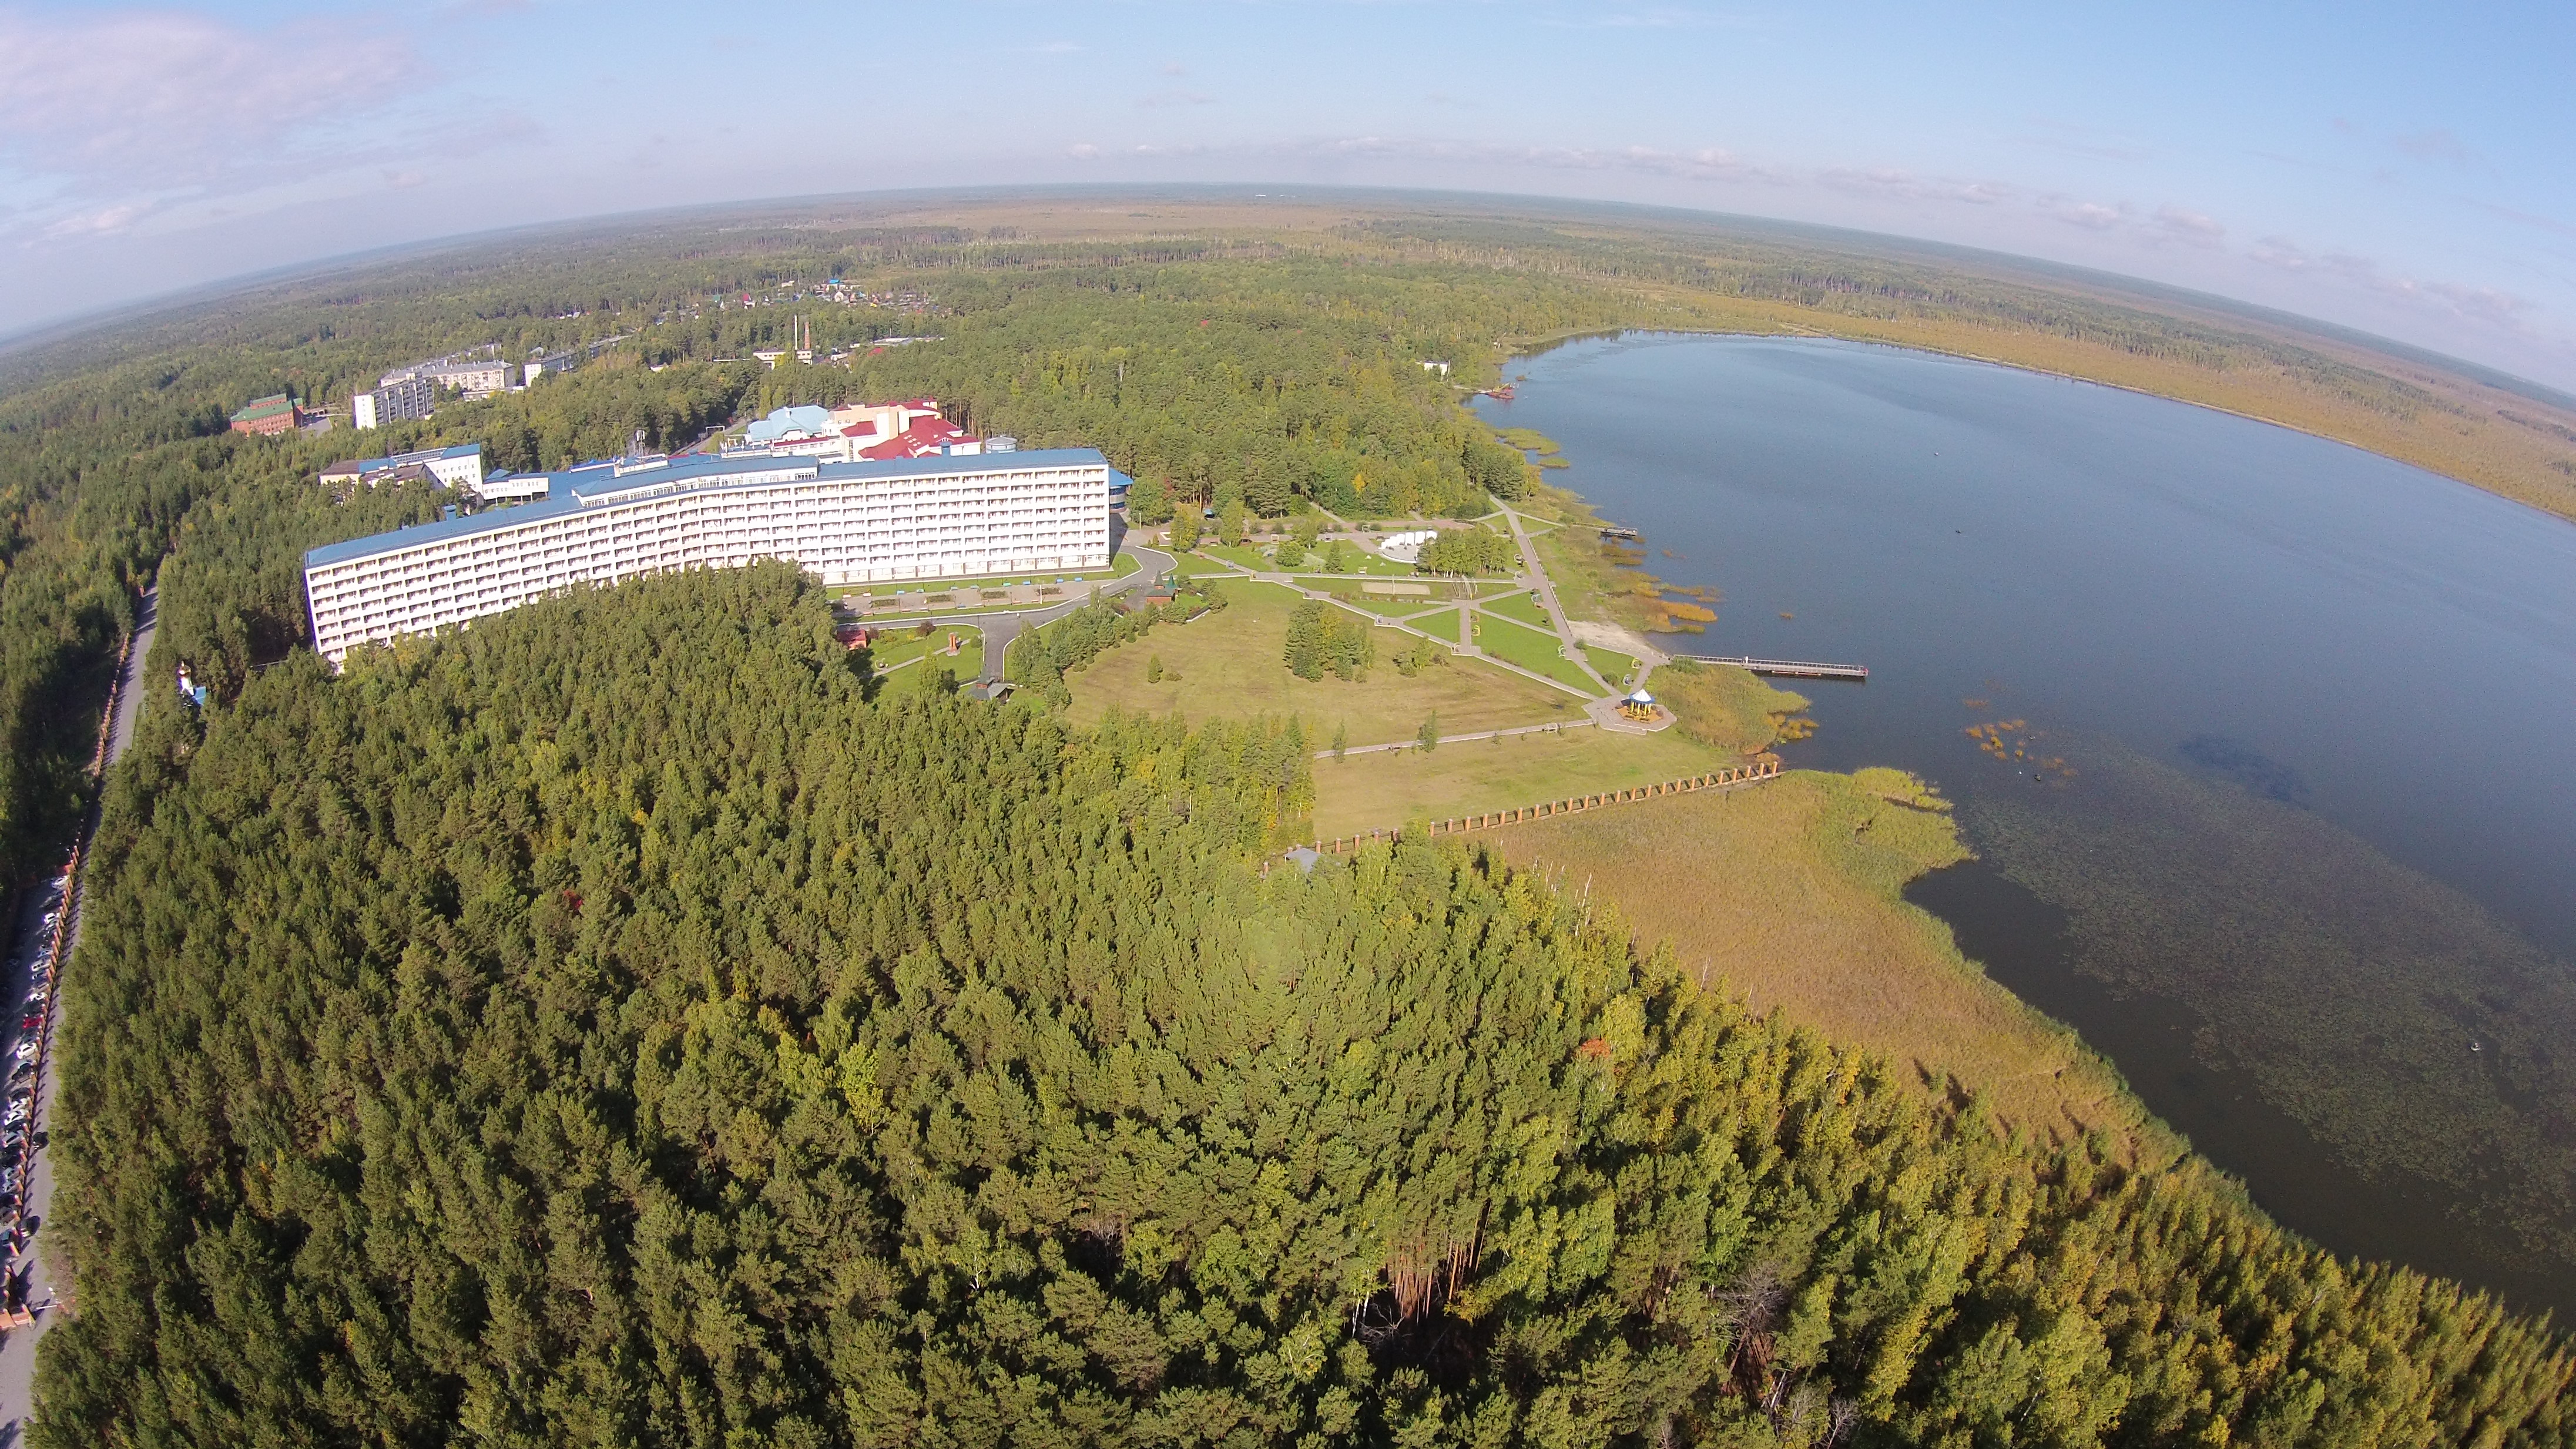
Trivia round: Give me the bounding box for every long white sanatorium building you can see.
[305,448,1113,664]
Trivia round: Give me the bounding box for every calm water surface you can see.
[1478,334,2576,1312]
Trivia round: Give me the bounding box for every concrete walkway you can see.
[1317,718,1597,758]
[1497,503,1612,693]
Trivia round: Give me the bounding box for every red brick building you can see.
[229,394,307,436]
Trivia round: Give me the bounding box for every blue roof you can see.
[327,442,482,474]
[304,448,1109,569]
[743,405,835,444]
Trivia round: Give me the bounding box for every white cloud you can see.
[2154,204,2225,244]
[0,8,417,189]
[39,200,156,238]
[1820,167,2011,205]
[2252,234,2537,332]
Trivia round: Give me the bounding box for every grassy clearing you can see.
[1065,582,1580,742]
[868,625,984,682]
[1656,660,1811,754]
[1410,608,1461,642]
[1330,592,1445,619]
[1313,726,1735,840]
[1585,646,1640,687]
[827,551,1138,599]
[1495,427,1562,456]
[1486,774,2171,1162]
[1473,614,1596,692]
[1202,545,1272,571]
[1480,591,1552,628]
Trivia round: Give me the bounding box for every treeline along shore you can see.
[5,191,2575,1444]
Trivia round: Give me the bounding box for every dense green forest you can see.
[39,566,2576,1446]
[7,196,2576,1444]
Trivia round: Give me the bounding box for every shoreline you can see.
[1471,344,2576,1319]
[1495,324,2576,529]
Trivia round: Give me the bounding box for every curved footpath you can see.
[0,589,154,1435]
[866,544,1176,685]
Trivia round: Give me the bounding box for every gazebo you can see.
[1618,688,1658,722]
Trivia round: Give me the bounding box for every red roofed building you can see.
[230,394,311,436]
[857,413,980,460]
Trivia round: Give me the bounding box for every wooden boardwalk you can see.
[1676,653,1869,681]
[1312,758,1782,854]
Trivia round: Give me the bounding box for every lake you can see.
[1477,333,2576,1314]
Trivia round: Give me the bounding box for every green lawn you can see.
[1311,724,1730,840]
[1481,591,1554,628]
[827,551,1138,599]
[1203,545,1273,571]
[1409,608,1462,642]
[1585,646,1642,688]
[868,625,984,682]
[1326,549,1427,578]
[850,599,1048,619]
[1066,583,1579,743]
[1325,592,1445,619]
[1473,615,1597,693]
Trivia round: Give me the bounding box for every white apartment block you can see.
[353,372,435,430]
[421,359,512,396]
[304,448,1113,664]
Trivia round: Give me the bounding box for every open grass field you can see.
[1472,613,1597,692]
[1656,660,1810,753]
[1485,773,2175,1163]
[1410,608,1461,642]
[1312,724,1736,840]
[1065,581,1582,742]
[1480,591,1552,628]
[1585,645,1641,687]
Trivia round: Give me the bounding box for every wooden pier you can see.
[1307,759,1782,856]
[1677,653,1869,681]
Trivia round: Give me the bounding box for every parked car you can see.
[16,1015,39,1034]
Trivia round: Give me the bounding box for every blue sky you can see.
[4,0,2573,388]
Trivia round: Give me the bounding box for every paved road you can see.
[0,588,154,1438]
